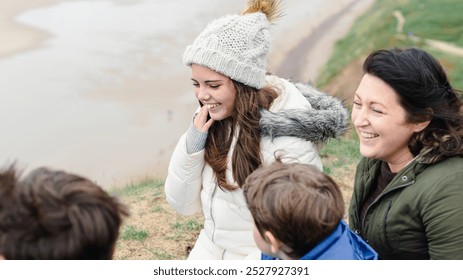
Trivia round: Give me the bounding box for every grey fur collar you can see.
[260,82,349,143]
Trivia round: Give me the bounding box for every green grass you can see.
[120,225,149,241]
[321,130,361,176]
[317,0,463,90]
[110,178,164,197]
[150,250,176,260]
[112,176,204,259]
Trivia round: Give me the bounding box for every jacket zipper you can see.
[209,184,218,242]
[360,179,415,234]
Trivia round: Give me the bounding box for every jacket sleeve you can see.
[164,133,204,216]
[423,172,463,259]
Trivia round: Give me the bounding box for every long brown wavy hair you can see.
[205,80,278,191]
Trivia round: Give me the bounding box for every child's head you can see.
[0,165,129,259]
[243,160,344,259]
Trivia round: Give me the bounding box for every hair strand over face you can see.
[205,81,277,190]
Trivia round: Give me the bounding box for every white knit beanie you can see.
[183,1,281,89]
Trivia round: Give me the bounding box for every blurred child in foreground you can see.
[0,165,129,259]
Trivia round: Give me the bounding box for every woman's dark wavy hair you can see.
[363,48,463,164]
[205,80,278,191]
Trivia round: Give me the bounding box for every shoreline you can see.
[0,0,59,58]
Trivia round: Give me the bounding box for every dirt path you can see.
[275,0,375,84]
[393,10,463,57]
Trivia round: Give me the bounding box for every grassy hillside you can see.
[111,179,203,260]
[112,0,463,260]
[317,0,463,89]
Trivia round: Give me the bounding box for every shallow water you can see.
[0,0,352,188]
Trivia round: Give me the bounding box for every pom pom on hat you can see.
[183,0,282,89]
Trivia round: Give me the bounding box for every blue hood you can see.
[262,220,378,260]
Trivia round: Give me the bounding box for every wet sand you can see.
[0,0,59,58]
[0,0,374,188]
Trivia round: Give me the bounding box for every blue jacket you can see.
[262,220,378,260]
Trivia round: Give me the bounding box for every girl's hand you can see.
[194,106,214,132]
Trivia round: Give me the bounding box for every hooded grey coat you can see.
[165,75,348,259]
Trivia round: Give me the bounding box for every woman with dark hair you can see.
[165,0,348,260]
[349,47,463,259]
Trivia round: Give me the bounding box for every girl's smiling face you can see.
[352,74,424,170]
[191,64,236,121]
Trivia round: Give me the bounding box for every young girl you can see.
[165,0,348,260]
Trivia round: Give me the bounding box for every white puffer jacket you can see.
[165,75,348,259]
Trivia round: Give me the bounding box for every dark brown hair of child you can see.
[0,165,129,259]
[243,160,344,259]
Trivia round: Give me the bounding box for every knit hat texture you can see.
[183,12,272,89]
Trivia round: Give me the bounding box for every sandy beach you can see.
[0,0,374,188]
[0,0,59,58]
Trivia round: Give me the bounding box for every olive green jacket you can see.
[349,157,463,259]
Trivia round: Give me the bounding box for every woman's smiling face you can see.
[351,74,422,167]
[191,64,237,121]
